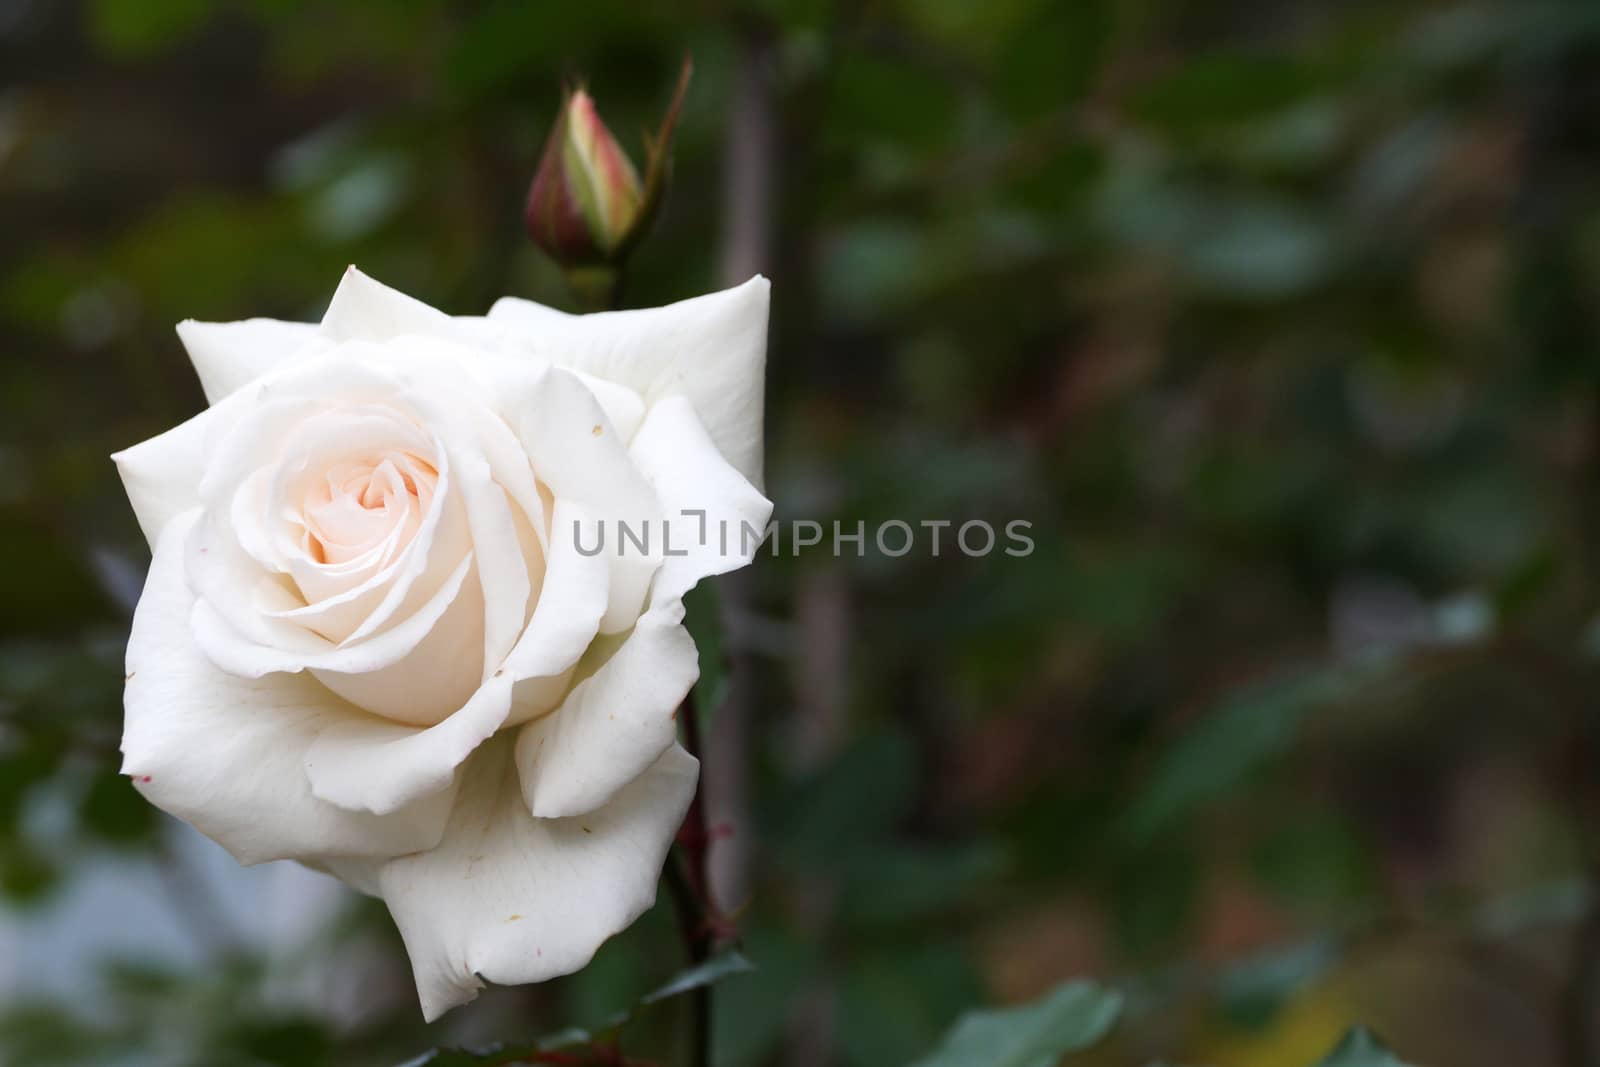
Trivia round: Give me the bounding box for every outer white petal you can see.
[630,395,773,608]
[488,277,770,486]
[175,318,322,403]
[111,392,248,550]
[320,266,459,343]
[516,367,663,633]
[375,738,698,1021]
[114,351,404,556]
[515,602,697,819]
[122,510,455,865]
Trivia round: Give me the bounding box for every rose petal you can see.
[320,266,459,343]
[122,510,455,865]
[369,737,697,1021]
[256,417,468,645]
[192,552,486,725]
[503,498,610,723]
[629,395,773,608]
[487,276,769,486]
[179,349,553,723]
[176,318,323,403]
[515,601,697,819]
[303,496,615,814]
[450,450,533,676]
[516,367,663,633]
[303,674,512,816]
[307,563,485,724]
[112,393,247,549]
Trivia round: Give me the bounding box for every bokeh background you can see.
[4,0,1600,1064]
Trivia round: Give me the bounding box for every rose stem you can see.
[668,687,716,1067]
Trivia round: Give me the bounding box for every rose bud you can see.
[525,59,691,274]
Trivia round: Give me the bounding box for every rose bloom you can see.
[112,267,771,1019]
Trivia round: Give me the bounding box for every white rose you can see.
[112,267,771,1019]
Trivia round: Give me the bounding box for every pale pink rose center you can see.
[300,450,438,565]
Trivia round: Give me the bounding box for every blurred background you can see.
[4,0,1600,1064]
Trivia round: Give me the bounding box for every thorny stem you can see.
[667,687,719,1067]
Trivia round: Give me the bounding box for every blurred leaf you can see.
[402,950,754,1066]
[78,769,158,846]
[994,0,1111,119]
[1113,840,1198,958]
[0,1004,112,1066]
[908,980,1121,1067]
[1178,200,1335,300]
[715,926,819,1067]
[0,839,58,904]
[1225,100,1346,172]
[838,944,986,1067]
[220,1017,331,1067]
[769,730,918,868]
[0,516,116,636]
[398,1049,520,1067]
[837,842,1005,929]
[1215,938,1342,1031]
[1251,811,1374,917]
[1134,53,1323,131]
[1122,658,1391,845]
[1312,1027,1414,1067]
[1412,463,1545,576]
[818,221,929,323]
[90,0,214,56]
[827,52,962,152]
[0,747,55,829]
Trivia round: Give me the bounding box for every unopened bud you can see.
[524,59,691,273]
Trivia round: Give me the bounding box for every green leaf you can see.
[400,950,755,1066]
[1313,1027,1415,1067]
[1121,657,1390,844]
[909,980,1121,1067]
[641,950,756,1004]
